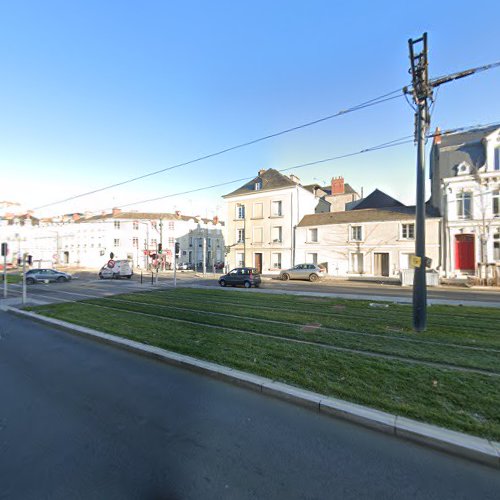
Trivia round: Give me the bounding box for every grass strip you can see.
[91,296,500,374]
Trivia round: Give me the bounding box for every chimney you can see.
[175,210,181,217]
[331,176,345,195]
[258,169,266,176]
[289,174,300,184]
[433,126,442,145]
[72,213,80,221]
[112,207,121,217]
[213,215,219,225]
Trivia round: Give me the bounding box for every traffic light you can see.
[158,243,163,254]
[175,242,180,256]
[1,242,7,257]
[27,255,33,265]
[110,252,114,259]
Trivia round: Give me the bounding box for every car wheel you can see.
[57,276,67,283]
[244,280,251,288]
[219,279,226,287]
[309,273,319,282]
[281,273,290,281]
[127,275,131,279]
[99,274,104,279]
[26,277,35,285]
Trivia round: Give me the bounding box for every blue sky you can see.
[0,0,499,218]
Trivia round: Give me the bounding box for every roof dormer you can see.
[456,162,471,176]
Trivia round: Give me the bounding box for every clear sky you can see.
[0,0,498,218]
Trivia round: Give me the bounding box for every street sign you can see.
[410,255,422,268]
[108,259,116,268]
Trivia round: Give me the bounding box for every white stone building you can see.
[296,190,441,278]
[429,125,500,278]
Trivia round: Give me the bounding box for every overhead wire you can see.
[96,122,499,211]
[31,88,405,211]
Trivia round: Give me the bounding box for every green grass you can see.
[30,288,500,440]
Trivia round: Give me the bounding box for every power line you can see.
[108,135,416,210]
[31,89,404,211]
[98,122,498,211]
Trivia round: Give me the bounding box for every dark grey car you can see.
[25,269,72,285]
[219,268,261,288]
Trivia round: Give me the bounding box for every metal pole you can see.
[22,255,27,305]
[3,252,7,299]
[202,231,206,276]
[413,104,428,331]
[174,254,177,288]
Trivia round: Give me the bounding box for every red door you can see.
[455,235,475,270]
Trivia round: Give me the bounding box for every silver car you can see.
[25,269,72,284]
[279,264,325,282]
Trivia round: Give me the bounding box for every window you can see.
[307,253,318,264]
[114,239,120,247]
[236,252,245,267]
[253,203,263,219]
[133,221,139,230]
[237,229,245,243]
[495,147,500,171]
[114,221,121,230]
[151,238,157,247]
[494,231,500,261]
[169,221,175,230]
[189,237,193,247]
[401,223,415,239]
[132,237,139,247]
[350,225,363,241]
[457,191,472,219]
[272,226,282,242]
[168,237,174,244]
[236,204,245,219]
[207,238,212,248]
[272,200,282,217]
[254,227,263,243]
[272,253,282,269]
[255,181,262,190]
[493,190,500,217]
[308,228,318,242]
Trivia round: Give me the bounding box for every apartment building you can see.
[222,168,329,272]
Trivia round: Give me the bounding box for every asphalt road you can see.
[2,270,500,306]
[1,312,499,499]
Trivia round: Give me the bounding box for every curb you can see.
[6,306,500,469]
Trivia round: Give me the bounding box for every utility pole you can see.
[404,33,498,332]
[406,33,431,332]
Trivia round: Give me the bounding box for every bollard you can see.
[151,272,153,285]
[140,271,143,284]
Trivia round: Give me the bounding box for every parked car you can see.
[218,267,261,288]
[279,264,325,282]
[177,262,192,270]
[99,260,133,279]
[25,269,72,285]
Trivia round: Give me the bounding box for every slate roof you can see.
[430,124,500,180]
[298,207,439,227]
[223,169,298,198]
[351,189,404,210]
[75,212,223,225]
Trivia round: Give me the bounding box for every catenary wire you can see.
[97,122,499,211]
[31,89,404,211]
